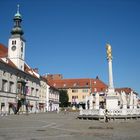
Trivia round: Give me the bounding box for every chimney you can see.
[47,74,63,80]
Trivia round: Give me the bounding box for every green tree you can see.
[59,90,69,107]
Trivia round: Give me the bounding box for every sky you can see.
[0,0,140,93]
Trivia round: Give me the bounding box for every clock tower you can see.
[8,5,25,71]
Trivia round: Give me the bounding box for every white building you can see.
[39,77,60,112]
[0,6,60,115]
[47,83,60,112]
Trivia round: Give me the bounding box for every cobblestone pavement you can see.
[0,112,140,140]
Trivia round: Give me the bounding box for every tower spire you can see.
[11,4,24,36]
[17,4,20,14]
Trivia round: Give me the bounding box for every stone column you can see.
[106,44,114,92]
[105,44,119,110]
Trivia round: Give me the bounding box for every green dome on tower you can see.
[14,12,22,18]
[11,4,24,36]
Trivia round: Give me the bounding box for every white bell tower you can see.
[8,5,25,71]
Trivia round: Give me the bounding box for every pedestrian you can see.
[105,109,108,122]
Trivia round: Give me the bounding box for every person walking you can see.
[105,109,108,122]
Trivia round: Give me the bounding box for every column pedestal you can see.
[106,89,119,110]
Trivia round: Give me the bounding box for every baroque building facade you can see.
[0,57,40,114]
[0,6,59,115]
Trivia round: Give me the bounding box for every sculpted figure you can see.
[106,44,112,60]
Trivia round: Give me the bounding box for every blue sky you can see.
[0,0,140,93]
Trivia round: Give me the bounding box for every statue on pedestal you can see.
[106,44,112,60]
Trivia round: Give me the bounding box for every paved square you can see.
[0,112,140,140]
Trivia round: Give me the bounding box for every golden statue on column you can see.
[106,44,112,60]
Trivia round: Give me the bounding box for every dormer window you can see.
[86,82,89,86]
[94,88,97,92]
[73,83,77,87]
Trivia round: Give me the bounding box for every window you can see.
[82,95,85,99]
[2,80,7,91]
[86,82,89,86]
[118,101,120,106]
[12,41,14,45]
[12,40,16,45]
[10,73,13,79]
[21,47,23,52]
[82,89,88,92]
[9,82,14,93]
[72,89,78,93]
[36,89,39,96]
[25,86,29,95]
[21,42,23,47]
[17,83,22,93]
[72,96,78,99]
[94,88,97,92]
[31,87,34,95]
[3,71,6,76]
[73,83,78,87]
[72,96,78,103]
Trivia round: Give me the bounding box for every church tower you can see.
[8,5,25,71]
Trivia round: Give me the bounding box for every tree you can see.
[59,90,69,107]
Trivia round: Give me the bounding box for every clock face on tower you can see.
[11,45,16,51]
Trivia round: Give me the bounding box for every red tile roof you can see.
[115,88,136,94]
[0,57,17,69]
[0,44,8,57]
[47,78,107,92]
[24,63,40,78]
[6,58,17,68]
[47,76,136,94]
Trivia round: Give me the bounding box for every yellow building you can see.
[46,74,107,104]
